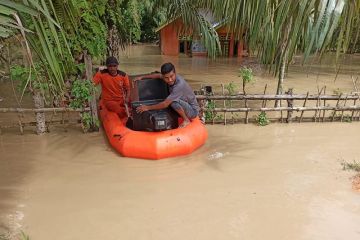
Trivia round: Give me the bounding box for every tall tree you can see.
[105,0,142,57]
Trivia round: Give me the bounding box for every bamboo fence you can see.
[3,81,360,134]
[0,50,97,134]
[0,107,90,134]
[196,85,360,125]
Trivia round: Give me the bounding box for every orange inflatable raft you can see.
[99,100,208,160]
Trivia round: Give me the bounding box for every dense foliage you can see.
[140,1,166,42]
[2,0,360,101]
[0,0,148,105]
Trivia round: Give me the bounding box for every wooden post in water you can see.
[262,84,268,108]
[351,77,360,121]
[331,94,342,122]
[196,92,206,124]
[33,90,47,134]
[322,86,327,122]
[245,98,249,124]
[18,114,23,135]
[221,84,226,125]
[351,95,359,121]
[285,88,293,123]
[84,51,99,131]
[299,92,309,123]
[280,100,283,123]
[314,87,324,122]
[340,95,348,122]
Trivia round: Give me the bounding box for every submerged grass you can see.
[341,160,360,172]
[0,231,29,240]
[0,233,9,240]
[341,159,360,192]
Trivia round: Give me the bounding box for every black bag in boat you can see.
[131,100,179,131]
[129,76,179,131]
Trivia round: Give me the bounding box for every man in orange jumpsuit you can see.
[93,56,130,119]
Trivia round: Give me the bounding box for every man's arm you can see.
[124,75,131,102]
[93,71,102,85]
[136,99,172,113]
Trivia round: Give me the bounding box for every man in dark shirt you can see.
[135,62,199,128]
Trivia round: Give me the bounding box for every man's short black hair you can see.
[161,62,175,75]
[106,56,119,66]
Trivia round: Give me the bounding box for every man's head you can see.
[161,62,176,86]
[106,56,119,76]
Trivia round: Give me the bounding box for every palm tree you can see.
[158,0,360,95]
[105,0,143,57]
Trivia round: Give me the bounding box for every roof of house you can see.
[155,17,178,32]
[155,10,227,33]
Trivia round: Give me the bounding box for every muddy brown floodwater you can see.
[1,44,360,240]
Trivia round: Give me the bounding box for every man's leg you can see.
[104,101,127,119]
[170,100,198,128]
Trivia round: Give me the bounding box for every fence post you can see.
[84,50,99,131]
[286,88,293,123]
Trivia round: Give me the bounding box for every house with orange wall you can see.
[156,17,247,57]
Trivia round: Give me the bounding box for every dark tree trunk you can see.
[276,52,287,95]
[33,90,46,134]
[107,26,121,57]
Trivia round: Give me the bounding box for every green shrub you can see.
[256,112,270,126]
[70,79,95,109]
[205,100,217,121]
[225,82,237,95]
[239,67,254,94]
[341,160,360,172]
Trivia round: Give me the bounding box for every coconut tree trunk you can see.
[33,90,46,134]
[276,52,287,95]
[275,22,291,107]
[275,50,287,107]
[108,26,121,57]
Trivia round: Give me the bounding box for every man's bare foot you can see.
[179,120,190,128]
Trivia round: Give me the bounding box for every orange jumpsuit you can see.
[93,69,130,118]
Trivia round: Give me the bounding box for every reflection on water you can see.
[1,45,360,240]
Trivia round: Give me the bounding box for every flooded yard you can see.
[1,44,360,240]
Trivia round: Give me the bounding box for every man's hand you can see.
[132,76,142,88]
[98,66,106,71]
[136,104,150,113]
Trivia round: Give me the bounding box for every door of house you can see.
[178,35,192,55]
[219,35,231,56]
